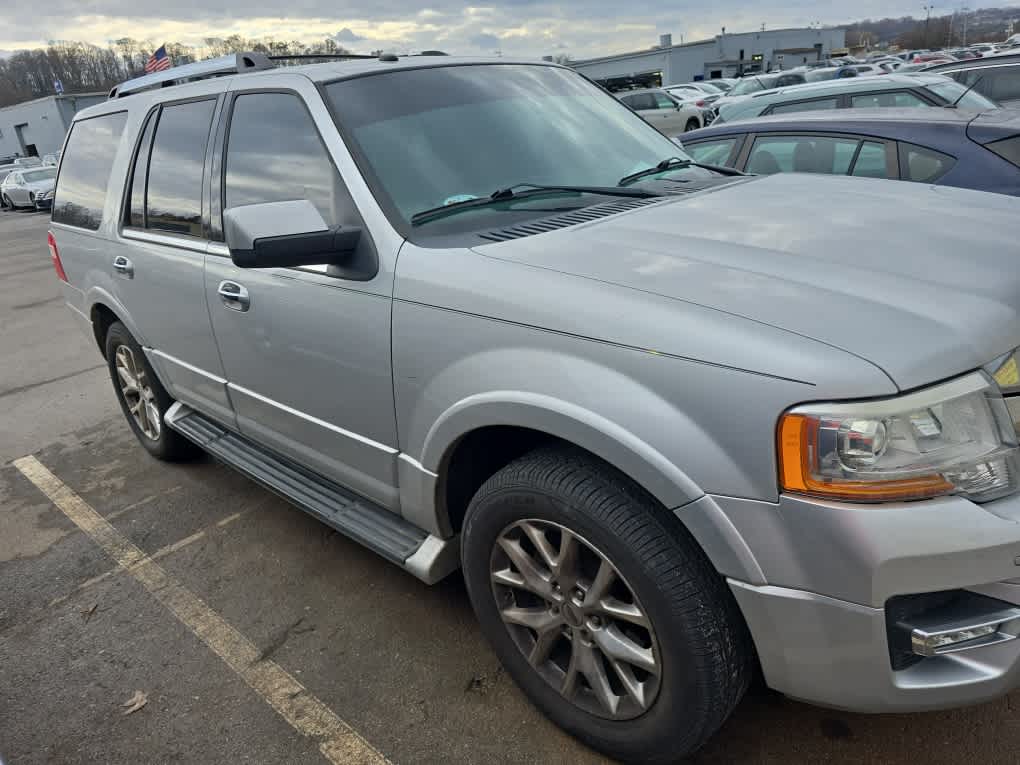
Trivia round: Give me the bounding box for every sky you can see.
[0,2,1012,59]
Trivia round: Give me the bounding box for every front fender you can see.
[422,390,704,511]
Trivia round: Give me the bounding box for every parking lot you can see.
[4,207,1020,764]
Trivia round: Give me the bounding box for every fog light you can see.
[912,624,997,656]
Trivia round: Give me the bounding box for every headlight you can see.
[778,372,1018,503]
[991,350,1020,395]
[38,189,53,200]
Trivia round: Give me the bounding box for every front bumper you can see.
[690,491,1020,712]
[34,197,53,210]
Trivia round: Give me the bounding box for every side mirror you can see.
[224,199,361,269]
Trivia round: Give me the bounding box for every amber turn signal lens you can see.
[778,413,954,502]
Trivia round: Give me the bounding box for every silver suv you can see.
[50,53,1020,762]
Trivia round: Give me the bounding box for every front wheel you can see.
[684,117,701,132]
[105,321,200,461]
[461,447,753,763]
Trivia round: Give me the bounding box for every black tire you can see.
[684,118,701,132]
[3,195,15,210]
[104,321,200,461]
[462,447,752,763]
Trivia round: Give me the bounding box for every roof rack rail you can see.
[108,52,275,99]
[266,53,377,63]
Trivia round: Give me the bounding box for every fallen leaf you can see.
[81,603,98,624]
[121,690,148,715]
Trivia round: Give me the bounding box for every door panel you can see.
[205,255,399,508]
[113,95,233,426]
[205,86,400,509]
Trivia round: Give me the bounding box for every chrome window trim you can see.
[121,227,208,254]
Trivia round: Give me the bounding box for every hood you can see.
[24,178,55,192]
[474,173,1020,392]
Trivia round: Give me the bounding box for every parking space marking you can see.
[14,455,391,765]
[48,510,249,609]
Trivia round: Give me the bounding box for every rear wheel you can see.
[461,447,753,763]
[3,195,15,210]
[105,321,200,461]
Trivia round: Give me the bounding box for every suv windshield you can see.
[926,79,1000,110]
[324,65,700,231]
[23,167,57,183]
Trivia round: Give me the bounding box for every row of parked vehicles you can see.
[0,151,60,210]
[626,53,1020,197]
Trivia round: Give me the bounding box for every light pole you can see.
[961,5,970,47]
[923,4,935,47]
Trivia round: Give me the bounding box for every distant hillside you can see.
[843,5,1019,49]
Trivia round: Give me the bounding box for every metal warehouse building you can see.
[572,27,847,90]
[0,93,106,161]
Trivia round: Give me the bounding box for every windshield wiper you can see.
[617,157,746,186]
[410,183,659,226]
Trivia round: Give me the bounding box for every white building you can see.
[0,93,106,161]
[572,27,847,89]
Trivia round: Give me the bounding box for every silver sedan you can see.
[1,166,57,211]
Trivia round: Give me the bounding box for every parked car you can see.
[616,88,706,132]
[13,156,42,167]
[926,54,1020,108]
[52,52,1020,763]
[42,151,61,166]
[705,77,736,92]
[715,73,999,123]
[0,164,17,208]
[664,82,723,106]
[680,107,1020,195]
[1,166,57,210]
[712,71,809,111]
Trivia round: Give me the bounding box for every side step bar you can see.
[165,403,459,584]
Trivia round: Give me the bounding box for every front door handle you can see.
[112,255,134,278]
[218,280,250,311]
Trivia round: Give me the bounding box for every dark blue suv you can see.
[680,107,1020,196]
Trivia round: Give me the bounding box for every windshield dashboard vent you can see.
[477,197,664,243]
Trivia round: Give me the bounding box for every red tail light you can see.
[47,231,68,282]
[695,99,706,107]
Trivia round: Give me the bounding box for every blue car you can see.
[680,107,1020,196]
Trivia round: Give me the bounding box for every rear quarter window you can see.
[52,112,127,230]
[899,143,956,183]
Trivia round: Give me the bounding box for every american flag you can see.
[145,45,171,73]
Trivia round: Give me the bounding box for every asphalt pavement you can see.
[4,209,1020,764]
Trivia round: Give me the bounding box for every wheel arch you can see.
[425,392,705,534]
[85,288,146,358]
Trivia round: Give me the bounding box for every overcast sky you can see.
[1,2,1009,58]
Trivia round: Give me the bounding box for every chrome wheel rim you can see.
[115,345,161,441]
[490,519,661,720]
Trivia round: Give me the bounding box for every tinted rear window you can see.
[145,99,216,237]
[52,112,127,230]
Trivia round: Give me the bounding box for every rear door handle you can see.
[112,255,134,278]
[218,280,250,311]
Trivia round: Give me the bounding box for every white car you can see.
[616,88,706,133]
[1,166,57,210]
[664,81,725,106]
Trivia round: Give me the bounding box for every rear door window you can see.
[899,143,956,183]
[850,141,891,178]
[767,98,839,116]
[52,112,127,230]
[144,99,216,237]
[851,91,928,108]
[685,138,741,166]
[986,69,1020,105]
[746,135,860,174]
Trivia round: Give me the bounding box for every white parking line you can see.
[48,510,249,609]
[14,454,391,765]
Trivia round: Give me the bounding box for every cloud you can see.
[334,27,364,43]
[0,2,1002,59]
[469,32,501,49]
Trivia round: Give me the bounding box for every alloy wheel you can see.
[114,345,161,440]
[490,519,661,720]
